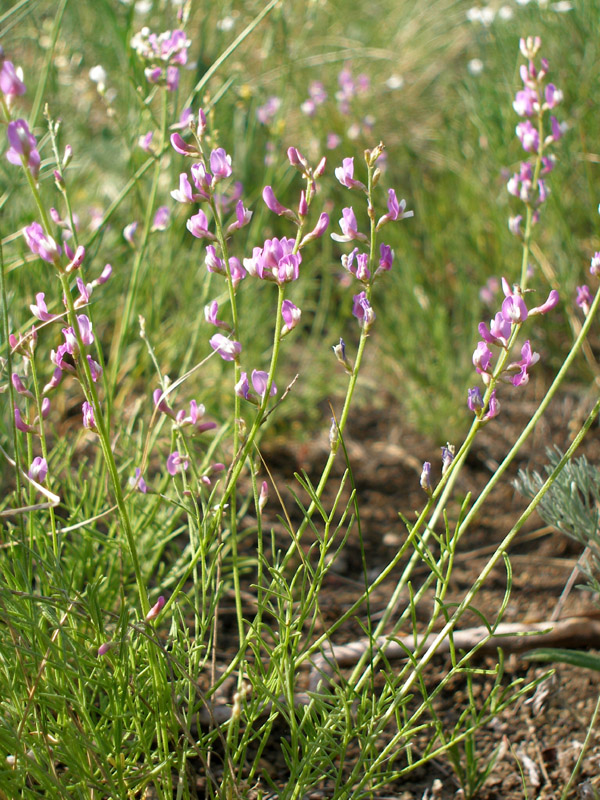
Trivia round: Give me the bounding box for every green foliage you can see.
[2,0,600,797]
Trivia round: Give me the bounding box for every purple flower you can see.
[235,372,250,400]
[175,401,216,434]
[300,213,330,247]
[15,408,34,433]
[243,237,301,284]
[166,451,188,476]
[229,258,247,287]
[165,65,179,92]
[334,158,366,191]
[420,462,432,493]
[516,120,540,153]
[204,300,230,331]
[513,87,538,117]
[123,221,138,246]
[225,200,253,235]
[42,367,62,395]
[550,116,562,142]
[263,186,296,219]
[256,96,281,125]
[30,293,57,322]
[509,340,540,386]
[251,370,277,399]
[153,388,175,418]
[187,209,215,241]
[87,355,102,382]
[331,207,367,243]
[544,84,562,109]
[352,291,375,330]
[129,468,148,493]
[29,457,48,483]
[479,313,512,348]
[483,390,500,421]
[281,299,301,334]
[377,243,394,273]
[24,222,61,264]
[590,252,600,277]
[82,401,96,430]
[473,341,493,375]
[441,444,455,475]
[12,373,33,397]
[77,314,94,346]
[6,120,40,178]
[152,206,170,231]
[170,132,201,158]
[0,58,26,101]
[209,333,241,361]
[209,148,232,181]
[171,173,199,204]
[529,289,559,316]
[376,189,413,229]
[576,285,593,315]
[139,131,154,152]
[467,387,484,414]
[501,280,528,324]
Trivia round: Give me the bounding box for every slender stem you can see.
[561,691,600,800]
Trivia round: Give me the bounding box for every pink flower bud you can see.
[145,595,165,622]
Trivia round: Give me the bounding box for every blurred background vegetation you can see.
[2,0,599,447]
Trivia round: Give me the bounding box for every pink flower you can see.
[516,120,539,153]
[509,340,539,386]
[29,457,48,482]
[352,291,375,330]
[129,468,148,493]
[334,158,366,191]
[473,341,493,374]
[209,333,241,361]
[204,300,230,330]
[152,206,170,231]
[376,189,413,229]
[82,401,96,430]
[576,285,593,316]
[0,58,26,101]
[187,209,215,240]
[6,119,40,178]
[281,299,301,334]
[30,293,57,322]
[251,370,276,399]
[170,132,200,157]
[145,595,165,622]
[529,289,559,316]
[479,313,512,348]
[170,172,199,204]
[331,207,361,243]
[209,148,232,181]
[166,451,188,476]
[24,222,61,264]
[256,96,281,125]
[263,186,296,219]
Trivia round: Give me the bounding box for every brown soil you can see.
[196,382,600,800]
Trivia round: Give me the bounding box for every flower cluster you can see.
[332,146,413,332]
[469,277,559,420]
[130,27,191,92]
[507,37,563,234]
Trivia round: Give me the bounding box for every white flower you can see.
[468,58,484,76]
[89,65,107,85]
